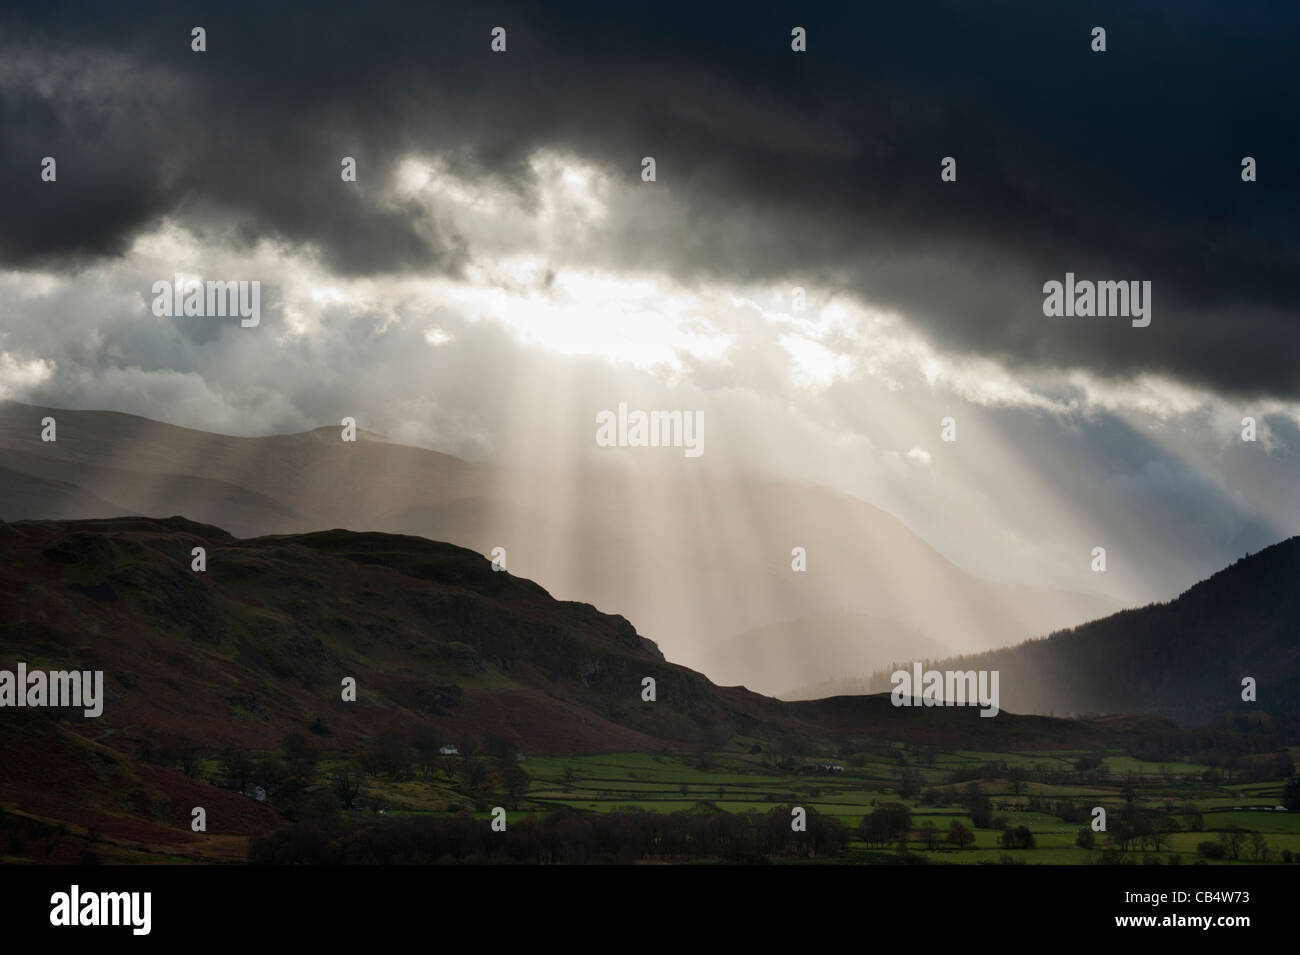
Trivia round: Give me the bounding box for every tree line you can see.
[250,805,850,864]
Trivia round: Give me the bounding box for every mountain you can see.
[0,401,1117,683]
[701,611,950,699]
[852,538,1300,725]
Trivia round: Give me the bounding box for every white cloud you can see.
[779,334,854,391]
[0,351,55,397]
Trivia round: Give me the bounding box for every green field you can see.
[350,741,1299,864]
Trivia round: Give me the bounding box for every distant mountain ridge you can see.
[0,400,1118,682]
[701,610,950,698]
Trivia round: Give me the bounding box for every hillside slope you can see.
[853,538,1300,724]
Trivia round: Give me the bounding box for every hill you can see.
[851,538,1300,725]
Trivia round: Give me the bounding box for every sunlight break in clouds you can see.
[2,137,1298,609]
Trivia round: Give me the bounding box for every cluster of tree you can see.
[900,742,941,767]
[1220,751,1293,783]
[917,782,1008,829]
[855,804,993,854]
[345,731,530,810]
[962,782,994,828]
[214,734,321,807]
[1059,798,1202,833]
[250,806,850,864]
[897,767,923,798]
[1053,799,1092,824]
[1198,827,1282,863]
[920,785,962,808]
[946,820,975,850]
[133,727,536,822]
[999,825,1036,850]
[1283,775,1300,811]
[943,761,1025,785]
[1104,808,1183,853]
[135,736,205,778]
[859,803,911,848]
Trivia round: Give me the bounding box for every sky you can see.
[0,0,1296,605]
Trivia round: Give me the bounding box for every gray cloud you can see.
[0,0,1297,614]
[0,1,1295,397]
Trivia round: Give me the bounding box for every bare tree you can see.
[332,765,362,810]
[219,747,253,794]
[1249,832,1270,862]
[501,760,531,809]
[1219,827,1246,861]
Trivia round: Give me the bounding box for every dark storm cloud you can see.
[1,0,1296,395]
